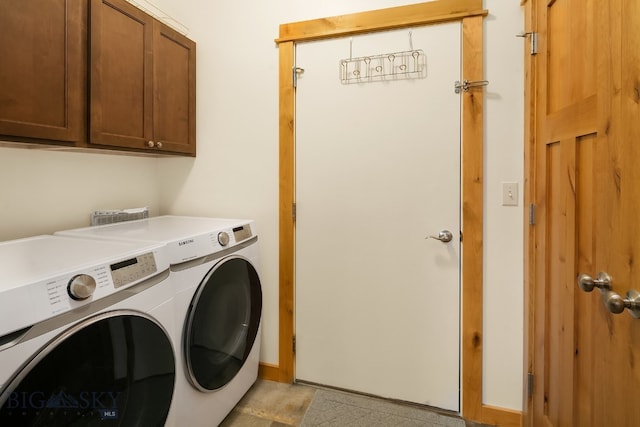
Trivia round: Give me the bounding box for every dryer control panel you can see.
[232,224,253,242]
[165,222,255,263]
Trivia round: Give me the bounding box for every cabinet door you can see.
[0,0,86,144]
[153,22,196,156]
[90,0,153,151]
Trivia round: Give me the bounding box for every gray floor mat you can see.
[300,388,465,427]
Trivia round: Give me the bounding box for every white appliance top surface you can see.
[58,215,244,241]
[56,215,255,264]
[0,235,165,290]
[0,235,169,336]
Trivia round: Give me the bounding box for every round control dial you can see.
[68,274,97,300]
[217,231,230,247]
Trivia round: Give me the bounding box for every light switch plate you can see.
[502,182,518,206]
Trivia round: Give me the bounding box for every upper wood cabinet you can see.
[0,0,87,144]
[89,0,154,151]
[0,0,196,156]
[90,0,196,156]
[153,21,196,156]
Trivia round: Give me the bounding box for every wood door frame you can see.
[266,1,520,425]
[521,1,536,426]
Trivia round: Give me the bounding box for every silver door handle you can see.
[426,230,453,243]
[577,272,612,292]
[602,290,640,318]
[577,272,640,318]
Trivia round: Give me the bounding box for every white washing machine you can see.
[0,234,177,426]
[56,215,263,427]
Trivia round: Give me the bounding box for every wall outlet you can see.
[502,182,518,206]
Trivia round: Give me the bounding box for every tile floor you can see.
[220,380,493,427]
[220,380,314,426]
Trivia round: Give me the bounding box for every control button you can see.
[218,231,230,246]
[68,274,97,300]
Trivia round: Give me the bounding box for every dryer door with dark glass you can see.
[0,311,175,426]
[185,255,262,391]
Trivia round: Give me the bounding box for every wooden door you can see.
[90,0,154,150]
[153,21,196,156]
[295,23,461,411]
[0,0,86,144]
[528,0,640,425]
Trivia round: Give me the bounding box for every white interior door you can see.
[295,23,462,411]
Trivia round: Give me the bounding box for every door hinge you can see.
[517,32,538,55]
[292,202,297,221]
[527,372,534,397]
[292,335,296,354]
[529,204,536,225]
[293,67,304,87]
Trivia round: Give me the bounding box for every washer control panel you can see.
[46,251,158,315]
[110,252,157,288]
[0,235,168,339]
[68,274,97,300]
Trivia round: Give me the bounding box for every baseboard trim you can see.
[258,362,281,382]
[481,404,521,427]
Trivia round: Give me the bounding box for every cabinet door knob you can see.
[156,141,163,149]
[147,140,155,148]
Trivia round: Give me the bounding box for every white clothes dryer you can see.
[56,216,262,427]
[0,235,177,426]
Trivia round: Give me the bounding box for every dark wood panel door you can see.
[153,21,196,156]
[89,0,154,151]
[0,0,86,144]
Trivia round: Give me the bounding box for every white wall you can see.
[0,147,160,240]
[483,1,525,410]
[154,0,525,411]
[0,0,524,412]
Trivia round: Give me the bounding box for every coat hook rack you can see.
[340,49,426,84]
